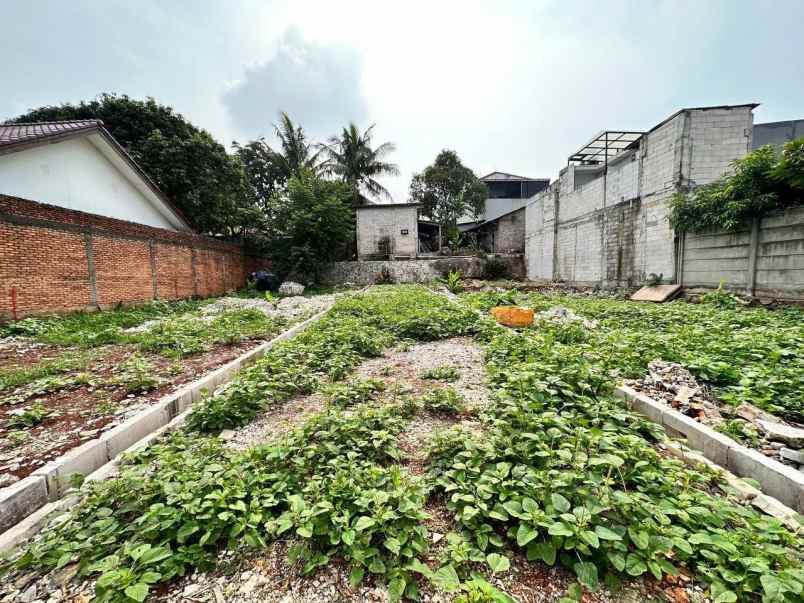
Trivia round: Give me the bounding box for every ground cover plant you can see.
[426,292,804,602]
[420,364,460,382]
[3,286,802,603]
[463,290,804,423]
[0,298,206,346]
[2,287,479,602]
[0,294,330,486]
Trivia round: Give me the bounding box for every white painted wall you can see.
[0,136,181,230]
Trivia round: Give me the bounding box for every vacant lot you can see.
[0,293,333,487]
[0,286,802,603]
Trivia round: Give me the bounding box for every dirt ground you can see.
[0,295,334,490]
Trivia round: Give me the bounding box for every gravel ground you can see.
[125,295,336,334]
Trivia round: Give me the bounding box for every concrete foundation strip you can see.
[615,385,804,518]
[0,303,335,552]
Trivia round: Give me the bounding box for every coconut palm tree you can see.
[273,111,326,177]
[324,123,399,204]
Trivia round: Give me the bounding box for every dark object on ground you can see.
[249,271,280,292]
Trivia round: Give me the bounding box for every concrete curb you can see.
[0,305,333,543]
[616,385,804,513]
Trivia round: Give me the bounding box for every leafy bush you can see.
[324,378,386,408]
[109,354,163,394]
[481,257,508,280]
[443,271,464,294]
[700,280,743,309]
[421,365,460,382]
[421,388,466,415]
[669,139,804,233]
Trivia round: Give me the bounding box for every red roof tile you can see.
[0,120,103,146]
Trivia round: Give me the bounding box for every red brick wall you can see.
[155,243,194,300]
[0,195,270,319]
[93,235,153,306]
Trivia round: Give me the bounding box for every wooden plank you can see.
[630,284,682,302]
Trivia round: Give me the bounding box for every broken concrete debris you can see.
[627,360,804,471]
[278,281,305,297]
[534,305,598,329]
[756,419,804,448]
[636,360,721,423]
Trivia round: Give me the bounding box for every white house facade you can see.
[0,120,191,231]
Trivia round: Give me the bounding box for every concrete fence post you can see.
[746,217,760,296]
[191,247,199,297]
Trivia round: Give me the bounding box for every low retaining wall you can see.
[0,195,271,319]
[0,306,332,541]
[319,255,525,286]
[616,385,804,512]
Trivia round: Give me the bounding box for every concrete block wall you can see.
[525,105,759,289]
[0,195,270,319]
[525,187,554,280]
[356,205,418,259]
[681,205,804,299]
[492,208,526,253]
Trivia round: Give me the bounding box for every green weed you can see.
[421,365,460,382]
[421,388,466,415]
[6,403,51,428]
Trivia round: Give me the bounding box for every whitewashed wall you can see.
[0,136,179,230]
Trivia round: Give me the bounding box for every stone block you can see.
[0,476,48,535]
[727,446,804,512]
[32,439,108,499]
[101,402,171,460]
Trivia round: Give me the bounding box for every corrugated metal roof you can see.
[480,171,547,182]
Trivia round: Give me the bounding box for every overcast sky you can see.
[3,0,804,201]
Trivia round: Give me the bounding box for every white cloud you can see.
[221,27,368,141]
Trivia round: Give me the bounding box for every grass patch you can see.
[421,365,460,382]
[421,387,466,415]
[464,290,804,423]
[0,351,95,393]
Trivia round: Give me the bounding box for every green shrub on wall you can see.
[669,138,804,233]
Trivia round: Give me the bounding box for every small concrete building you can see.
[0,120,191,231]
[461,206,526,253]
[355,203,419,260]
[458,172,549,253]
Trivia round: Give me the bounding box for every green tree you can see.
[324,123,399,204]
[409,150,487,247]
[6,94,252,235]
[233,111,326,215]
[670,139,804,233]
[268,170,355,281]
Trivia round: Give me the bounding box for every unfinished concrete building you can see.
[525,104,804,298]
[355,203,420,260]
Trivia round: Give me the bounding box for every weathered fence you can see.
[678,206,804,300]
